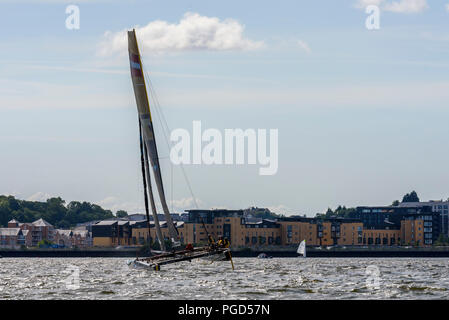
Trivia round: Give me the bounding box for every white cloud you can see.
[98,12,264,56]
[297,40,312,54]
[4,76,449,112]
[97,196,144,214]
[266,205,298,216]
[96,196,206,214]
[1,191,22,198]
[446,3,449,11]
[0,78,130,110]
[355,0,385,8]
[383,0,428,13]
[355,0,429,13]
[27,192,52,202]
[158,81,449,111]
[169,197,205,212]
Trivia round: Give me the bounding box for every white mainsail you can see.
[297,240,306,257]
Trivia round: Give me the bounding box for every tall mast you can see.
[128,29,179,245]
[139,120,166,251]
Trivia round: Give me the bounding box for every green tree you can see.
[0,196,12,226]
[0,195,115,228]
[392,200,400,206]
[116,210,128,218]
[402,191,419,203]
[37,239,54,247]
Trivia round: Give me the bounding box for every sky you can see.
[1,0,449,216]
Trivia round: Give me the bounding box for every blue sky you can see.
[1,0,449,215]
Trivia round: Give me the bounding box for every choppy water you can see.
[1,257,449,299]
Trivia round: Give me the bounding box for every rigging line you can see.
[142,66,199,210]
[138,118,152,251]
[147,77,199,209]
[146,81,175,213]
[140,60,176,219]
[141,64,199,210]
[142,69,174,213]
[138,48,174,154]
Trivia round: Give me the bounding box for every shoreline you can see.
[3,248,449,258]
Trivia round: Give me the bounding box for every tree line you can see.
[0,195,127,228]
[316,190,421,220]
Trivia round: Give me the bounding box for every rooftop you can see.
[32,218,53,227]
[95,220,118,226]
[0,228,22,236]
[398,201,449,207]
[56,229,72,237]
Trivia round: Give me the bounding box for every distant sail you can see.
[128,29,179,245]
[297,240,306,257]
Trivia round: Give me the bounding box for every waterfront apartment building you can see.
[0,228,30,249]
[3,218,91,248]
[129,221,188,246]
[6,218,55,247]
[398,201,449,238]
[278,217,363,247]
[353,206,440,246]
[126,216,281,248]
[54,229,72,247]
[90,207,441,248]
[92,220,121,247]
[29,218,55,246]
[54,229,91,248]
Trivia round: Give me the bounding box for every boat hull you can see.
[126,247,231,270]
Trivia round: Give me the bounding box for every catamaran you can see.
[297,240,306,258]
[126,29,233,271]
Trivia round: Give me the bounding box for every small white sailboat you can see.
[297,240,306,258]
